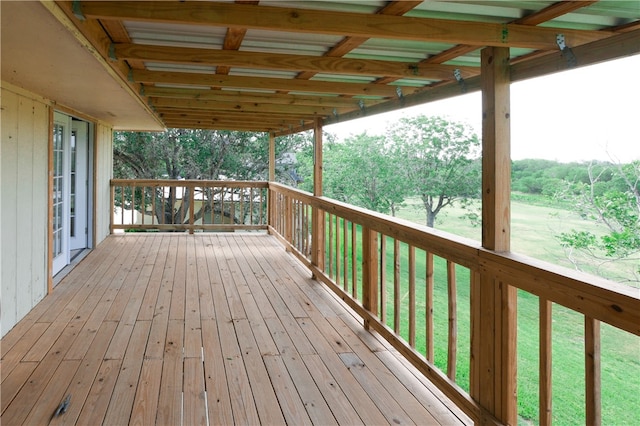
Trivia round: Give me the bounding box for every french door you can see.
[52,112,90,277]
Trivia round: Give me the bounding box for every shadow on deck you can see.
[1,233,470,425]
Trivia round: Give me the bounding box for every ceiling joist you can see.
[141,86,382,108]
[113,43,478,81]
[131,70,421,98]
[79,1,612,50]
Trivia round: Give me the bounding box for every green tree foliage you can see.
[557,161,640,282]
[114,129,271,180]
[322,133,408,215]
[388,116,481,227]
[113,129,300,225]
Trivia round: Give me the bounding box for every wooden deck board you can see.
[1,233,469,425]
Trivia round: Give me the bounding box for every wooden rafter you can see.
[131,70,422,98]
[216,0,259,76]
[112,43,477,81]
[79,1,612,50]
[141,86,383,108]
[294,1,423,81]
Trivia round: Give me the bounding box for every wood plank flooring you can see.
[1,233,470,425]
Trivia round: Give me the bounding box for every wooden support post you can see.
[268,132,276,231]
[311,119,325,272]
[471,46,517,425]
[361,227,378,330]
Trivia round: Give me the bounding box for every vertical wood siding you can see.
[1,85,49,337]
[94,122,113,244]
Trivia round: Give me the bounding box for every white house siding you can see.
[1,84,50,337]
[94,122,113,244]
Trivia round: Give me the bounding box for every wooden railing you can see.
[110,179,268,232]
[268,182,640,425]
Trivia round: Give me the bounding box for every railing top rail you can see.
[111,179,269,188]
[269,182,481,269]
[269,182,640,336]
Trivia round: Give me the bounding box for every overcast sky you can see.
[326,54,640,163]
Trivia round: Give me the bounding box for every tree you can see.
[557,160,640,283]
[113,128,299,226]
[320,133,409,215]
[388,115,481,227]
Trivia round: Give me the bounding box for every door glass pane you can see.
[70,130,77,238]
[53,123,64,258]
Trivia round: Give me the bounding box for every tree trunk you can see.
[426,210,435,228]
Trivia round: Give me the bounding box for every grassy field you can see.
[326,198,639,425]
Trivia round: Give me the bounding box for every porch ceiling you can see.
[2,1,639,133]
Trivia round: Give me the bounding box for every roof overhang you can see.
[2,1,638,134]
[1,1,164,130]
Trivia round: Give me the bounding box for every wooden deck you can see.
[1,233,470,425]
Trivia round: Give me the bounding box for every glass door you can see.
[69,120,89,251]
[52,112,71,275]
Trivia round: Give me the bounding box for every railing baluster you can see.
[447,260,457,380]
[110,183,115,234]
[335,215,340,287]
[328,213,334,278]
[426,252,434,362]
[394,239,400,334]
[380,235,387,324]
[343,219,348,291]
[585,316,602,426]
[351,222,357,299]
[409,245,416,347]
[131,184,135,226]
[189,183,195,234]
[540,298,552,426]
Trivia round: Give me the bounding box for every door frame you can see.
[49,110,94,284]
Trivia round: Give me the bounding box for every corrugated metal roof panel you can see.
[240,29,340,55]
[125,21,227,48]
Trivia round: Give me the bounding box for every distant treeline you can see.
[511,158,631,196]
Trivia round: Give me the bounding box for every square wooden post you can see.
[268,132,276,231]
[311,119,325,271]
[471,46,517,425]
[361,227,378,330]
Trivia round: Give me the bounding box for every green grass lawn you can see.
[324,199,640,425]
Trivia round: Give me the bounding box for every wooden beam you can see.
[149,97,348,116]
[373,0,598,86]
[113,43,477,81]
[141,86,384,108]
[80,1,612,50]
[131,70,417,98]
[511,28,640,82]
[216,0,259,75]
[157,110,313,122]
[324,77,481,125]
[474,46,517,425]
[160,120,279,132]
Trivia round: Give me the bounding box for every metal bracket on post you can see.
[556,34,577,68]
[332,108,338,121]
[358,99,366,115]
[72,1,86,21]
[396,86,405,106]
[454,69,467,93]
[108,44,117,61]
